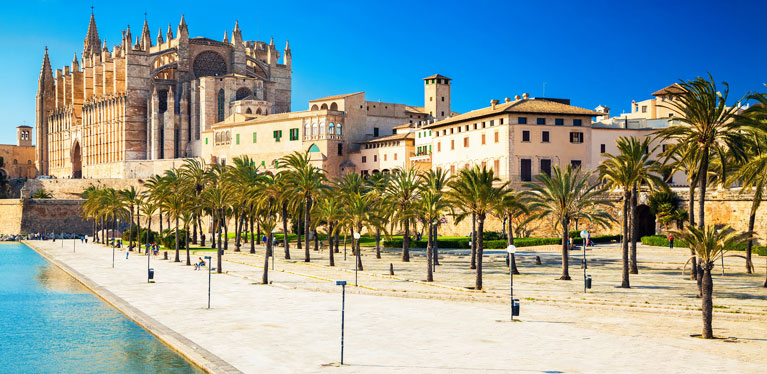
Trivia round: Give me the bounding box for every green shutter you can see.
[205,137,208,145]
[253,132,257,143]
[261,161,265,166]
[236,134,240,144]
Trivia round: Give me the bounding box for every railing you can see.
[303,134,343,141]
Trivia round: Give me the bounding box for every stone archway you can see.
[636,204,655,238]
[71,141,82,179]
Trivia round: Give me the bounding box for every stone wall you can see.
[22,178,145,199]
[0,199,90,235]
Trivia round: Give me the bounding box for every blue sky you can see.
[0,0,765,145]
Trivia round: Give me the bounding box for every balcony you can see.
[303,134,343,141]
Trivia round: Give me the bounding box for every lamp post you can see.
[73,236,76,253]
[506,245,518,321]
[335,280,347,365]
[353,232,361,286]
[147,244,152,283]
[205,255,212,309]
[112,243,115,268]
[580,230,588,293]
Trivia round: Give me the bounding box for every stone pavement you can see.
[24,239,767,373]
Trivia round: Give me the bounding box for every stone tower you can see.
[423,74,451,121]
[17,126,33,147]
[35,47,55,176]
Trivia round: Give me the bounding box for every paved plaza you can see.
[24,239,767,373]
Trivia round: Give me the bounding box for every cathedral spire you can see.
[166,23,174,41]
[140,18,152,50]
[232,20,242,45]
[157,27,164,45]
[71,52,80,72]
[177,14,189,38]
[83,13,101,56]
[223,30,229,44]
[39,47,53,83]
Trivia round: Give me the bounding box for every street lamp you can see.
[205,255,212,309]
[335,280,347,365]
[507,245,519,320]
[580,230,589,293]
[147,243,154,283]
[353,232,361,286]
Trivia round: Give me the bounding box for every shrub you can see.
[121,226,158,244]
[161,229,188,249]
[641,235,767,256]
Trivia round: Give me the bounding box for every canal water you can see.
[0,243,202,373]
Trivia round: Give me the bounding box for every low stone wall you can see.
[0,198,90,235]
[21,178,145,199]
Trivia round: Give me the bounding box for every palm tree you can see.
[280,151,327,263]
[253,173,280,284]
[385,168,422,262]
[448,166,506,290]
[337,192,381,274]
[418,169,451,281]
[179,158,209,246]
[315,193,343,267]
[140,198,158,254]
[526,165,614,280]
[675,225,750,338]
[118,186,140,250]
[164,193,187,263]
[655,75,748,229]
[202,181,228,274]
[365,172,391,258]
[494,188,528,274]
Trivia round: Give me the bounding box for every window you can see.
[337,143,343,156]
[329,123,335,135]
[600,144,605,153]
[441,96,445,102]
[518,117,527,124]
[374,155,377,162]
[474,123,478,130]
[500,118,504,125]
[490,120,494,126]
[569,132,583,143]
[289,128,299,141]
[571,160,582,169]
[542,131,550,143]
[337,123,342,135]
[205,137,208,145]
[236,133,240,145]
[441,111,445,117]
[374,127,379,137]
[641,105,647,113]
[437,142,441,152]
[312,123,318,136]
[573,119,582,127]
[394,153,397,160]
[494,131,499,143]
[537,118,545,125]
[521,159,532,182]
[493,159,500,174]
[451,140,455,150]
[522,130,530,142]
[464,137,469,147]
[481,134,486,145]
[273,130,283,142]
[450,165,455,174]
[384,154,387,161]
[540,159,552,176]
[555,118,564,126]
[252,132,257,143]
[217,89,225,122]
[392,129,396,134]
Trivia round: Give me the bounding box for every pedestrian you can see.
[125,250,129,259]
[668,234,674,249]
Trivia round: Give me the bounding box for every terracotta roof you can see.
[424,98,601,128]
[309,92,364,102]
[423,74,451,81]
[359,132,414,144]
[652,83,685,96]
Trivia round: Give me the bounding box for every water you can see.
[0,243,203,373]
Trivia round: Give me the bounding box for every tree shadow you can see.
[345,363,562,372]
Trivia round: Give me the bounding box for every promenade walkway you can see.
[24,239,767,373]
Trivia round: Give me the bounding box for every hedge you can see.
[121,226,159,244]
[161,229,188,250]
[640,235,767,256]
[383,234,620,249]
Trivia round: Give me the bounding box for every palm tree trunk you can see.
[297,209,302,250]
[159,211,163,235]
[282,202,290,259]
[427,221,433,282]
[234,211,242,252]
[198,216,205,246]
[688,182,697,280]
[328,222,335,267]
[223,216,229,250]
[701,264,714,338]
[375,228,381,259]
[216,216,223,273]
[250,215,256,254]
[746,202,757,274]
[193,219,198,245]
[698,152,709,229]
[402,218,410,262]
[630,184,639,274]
[334,228,340,253]
[211,217,217,249]
[356,230,363,271]
[314,230,319,251]
[476,214,485,290]
[304,196,312,262]
[470,213,477,269]
[136,210,142,253]
[433,224,440,266]
[174,216,180,262]
[91,218,96,242]
[263,232,271,284]
[621,192,630,288]
[185,223,191,266]
[560,217,571,280]
[128,206,134,250]
[146,217,151,253]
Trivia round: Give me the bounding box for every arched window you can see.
[308,144,320,153]
[311,104,319,111]
[337,123,342,135]
[330,102,338,111]
[217,89,225,122]
[312,123,318,136]
[226,131,231,143]
[329,122,335,135]
[13,159,17,165]
[246,108,252,114]
[256,108,262,115]
[320,103,328,110]
[305,123,311,136]
[319,122,325,135]
[236,87,252,100]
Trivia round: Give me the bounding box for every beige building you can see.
[425,95,600,182]
[0,126,37,179]
[621,83,685,120]
[36,13,291,179]
[202,75,453,179]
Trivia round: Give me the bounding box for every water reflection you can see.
[0,243,202,373]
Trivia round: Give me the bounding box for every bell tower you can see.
[424,74,451,121]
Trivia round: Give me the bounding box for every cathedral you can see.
[36,13,292,178]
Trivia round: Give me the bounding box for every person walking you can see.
[667,234,674,249]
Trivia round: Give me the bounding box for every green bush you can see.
[641,235,767,255]
[162,229,188,249]
[382,234,621,249]
[121,226,158,244]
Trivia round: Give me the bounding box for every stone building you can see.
[0,126,37,179]
[35,13,291,178]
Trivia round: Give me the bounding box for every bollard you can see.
[389,263,394,275]
[512,299,520,317]
[586,275,592,289]
[163,251,168,260]
[535,256,542,265]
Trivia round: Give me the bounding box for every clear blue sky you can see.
[1,0,765,145]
